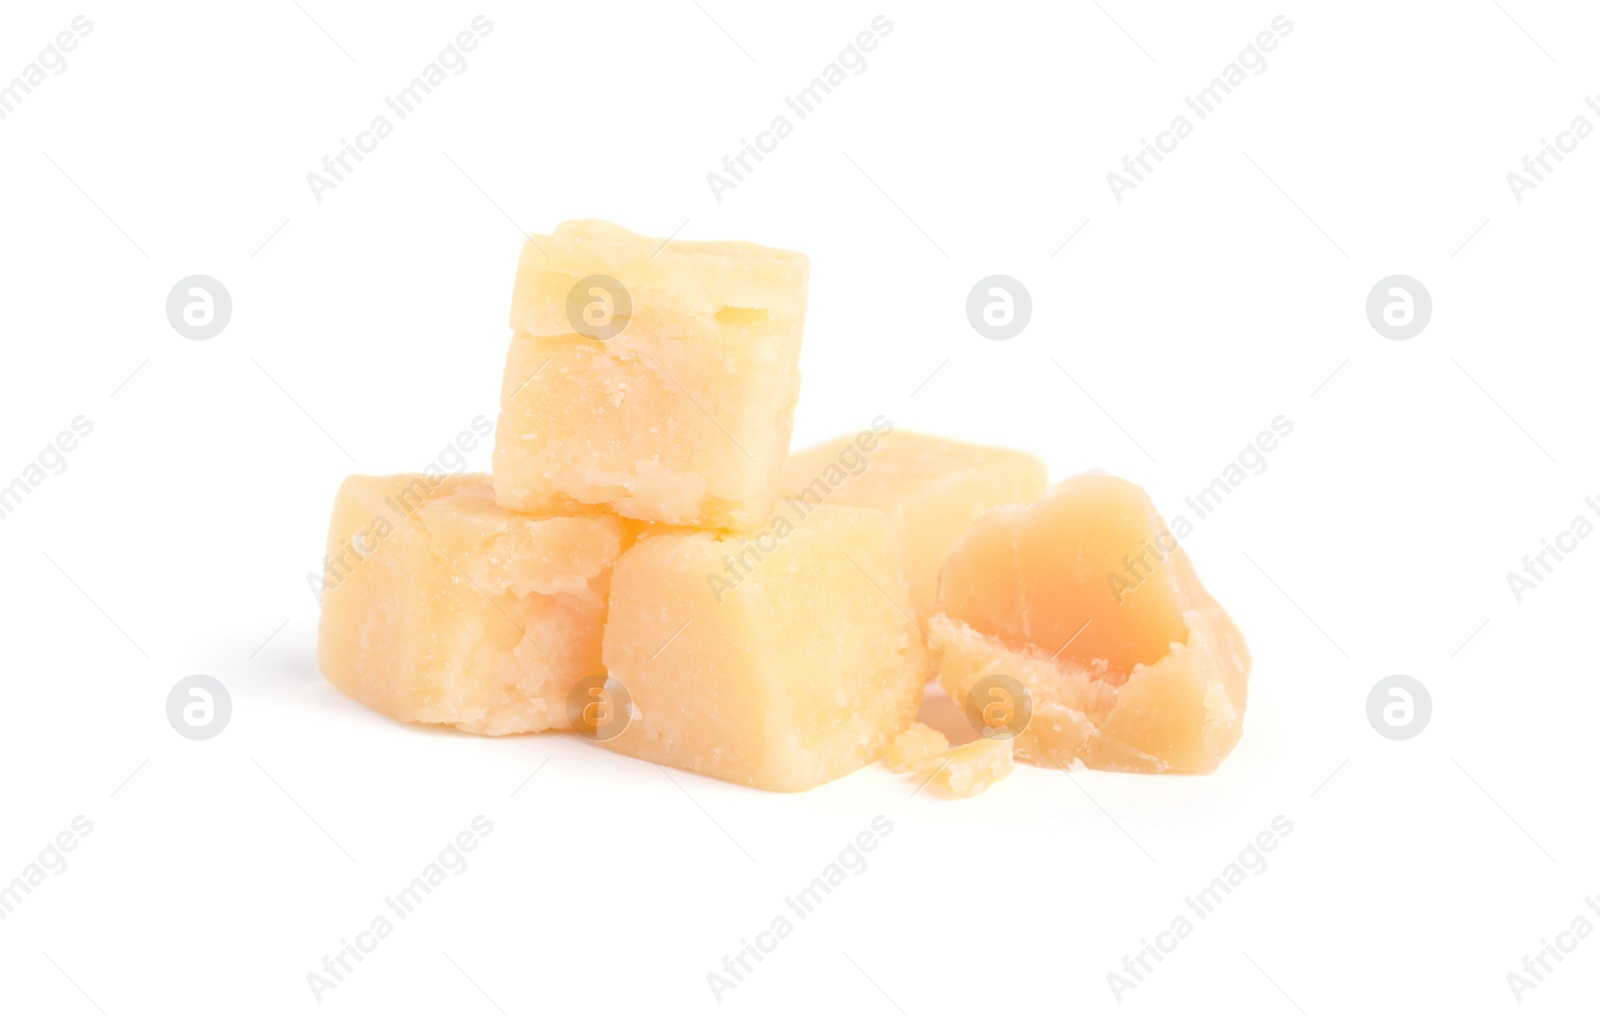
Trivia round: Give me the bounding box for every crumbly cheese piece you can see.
[886,722,949,773]
[918,737,1014,798]
[931,473,1250,774]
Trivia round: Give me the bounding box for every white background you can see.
[1,2,1596,1013]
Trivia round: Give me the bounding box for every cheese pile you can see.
[317,221,1249,795]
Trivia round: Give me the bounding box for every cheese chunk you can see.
[782,429,1048,624]
[931,474,1250,774]
[317,473,626,735]
[494,220,809,531]
[886,722,949,773]
[919,738,1014,799]
[599,505,930,791]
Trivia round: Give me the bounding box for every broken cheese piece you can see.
[782,429,1048,624]
[919,738,1014,799]
[931,474,1250,774]
[494,220,809,530]
[886,722,949,773]
[599,505,930,791]
[317,473,626,735]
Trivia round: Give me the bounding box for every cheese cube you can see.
[598,505,930,791]
[931,474,1250,774]
[782,429,1047,624]
[494,220,809,530]
[316,473,626,735]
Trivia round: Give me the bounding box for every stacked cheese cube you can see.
[317,220,1248,792]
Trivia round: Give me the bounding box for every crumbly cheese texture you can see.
[782,429,1048,624]
[919,737,1014,799]
[931,473,1250,774]
[599,505,930,791]
[886,722,949,773]
[317,473,627,735]
[494,220,809,531]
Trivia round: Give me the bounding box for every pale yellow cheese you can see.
[886,722,948,773]
[494,220,809,531]
[931,474,1250,774]
[782,429,1047,624]
[918,738,1014,799]
[317,473,625,735]
[598,505,930,791]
